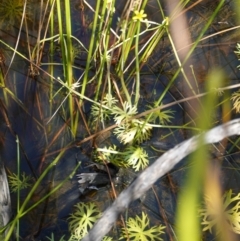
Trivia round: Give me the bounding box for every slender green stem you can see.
[81,0,101,104]
[64,0,75,135]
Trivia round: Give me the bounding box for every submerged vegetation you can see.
[68,202,101,240]
[120,212,165,241]
[0,0,239,240]
[0,0,31,29]
[8,172,32,192]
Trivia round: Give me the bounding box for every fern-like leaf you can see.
[147,103,174,124]
[8,172,32,192]
[91,94,118,123]
[68,202,101,239]
[112,102,137,125]
[114,119,152,144]
[96,145,129,167]
[124,146,149,171]
[231,90,240,113]
[120,212,165,241]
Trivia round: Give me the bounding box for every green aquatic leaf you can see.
[114,119,152,144]
[132,119,152,143]
[91,94,118,123]
[234,43,240,58]
[124,146,149,171]
[147,102,174,124]
[112,102,138,125]
[120,212,165,241]
[68,202,101,239]
[8,172,32,193]
[114,123,137,144]
[96,145,129,167]
[231,90,240,113]
[0,0,32,29]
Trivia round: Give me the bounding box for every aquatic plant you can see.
[231,90,240,113]
[8,172,32,193]
[0,0,235,240]
[231,43,240,113]
[96,144,149,171]
[111,102,152,144]
[91,94,118,123]
[123,146,149,171]
[200,189,240,234]
[96,145,129,168]
[114,118,152,144]
[234,43,240,69]
[112,102,138,125]
[68,202,101,240]
[0,0,30,29]
[120,212,165,241]
[147,103,175,124]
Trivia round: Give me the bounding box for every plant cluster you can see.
[93,97,174,171]
[67,203,165,241]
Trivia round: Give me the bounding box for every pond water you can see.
[0,0,240,240]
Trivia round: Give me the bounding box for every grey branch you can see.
[82,118,240,241]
